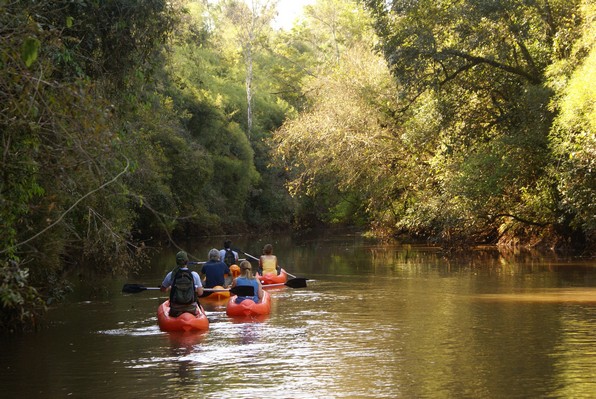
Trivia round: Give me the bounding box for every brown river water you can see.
[1,232,595,398]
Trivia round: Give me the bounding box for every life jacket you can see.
[223,248,236,267]
[169,268,196,305]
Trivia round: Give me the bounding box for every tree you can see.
[273,1,399,227]
[303,0,372,65]
[547,1,596,237]
[363,0,592,246]
[0,0,178,331]
[213,0,278,138]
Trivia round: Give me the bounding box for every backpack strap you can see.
[168,266,180,302]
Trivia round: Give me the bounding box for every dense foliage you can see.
[274,0,594,248]
[1,0,176,331]
[0,0,292,332]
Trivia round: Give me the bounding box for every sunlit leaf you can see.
[21,37,40,68]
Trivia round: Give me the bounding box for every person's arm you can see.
[256,279,264,300]
[160,272,171,292]
[194,272,204,297]
[258,256,264,274]
[274,255,282,274]
[224,265,231,287]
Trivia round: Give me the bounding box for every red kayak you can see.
[226,290,271,317]
[256,269,288,285]
[157,300,209,332]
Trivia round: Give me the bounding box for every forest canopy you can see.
[276,0,595,247]
[1,0,594,331]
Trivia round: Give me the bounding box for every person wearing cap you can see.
[200,248,231,295]
[230,260,263,303]
[160,251,203,316]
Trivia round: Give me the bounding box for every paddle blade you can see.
[230,286,255,296]
[285,278,308,289]
[122,284,158,294]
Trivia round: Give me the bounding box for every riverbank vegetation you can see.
[1,0,594,331]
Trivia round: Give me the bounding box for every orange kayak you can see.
[157,300,209,332]
[256,269,288,286]
[226,290,271,317]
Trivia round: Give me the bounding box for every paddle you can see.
[238,250,302,279]
[203,285,256,296]
[238,251,259,263]
[228,285,255,297]
[121,283,256,296]
[246,279,307,289]
[283,278,308,288]
[122,284,159,294]
[188,259,245,267]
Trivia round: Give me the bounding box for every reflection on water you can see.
[476,288,596,303]
[550,308,596,399]
[1,234,595,398]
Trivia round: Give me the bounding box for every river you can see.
[1,232,595,398]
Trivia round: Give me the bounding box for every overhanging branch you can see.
[1,156,131,254]
[437,49,542,84]
[489,213,549,227]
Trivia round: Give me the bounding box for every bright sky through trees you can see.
[272,0,316,29]
[209,0,315,30]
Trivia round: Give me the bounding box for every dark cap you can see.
[176,251,188,265]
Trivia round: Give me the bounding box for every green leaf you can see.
[21,37,40,68]
[66,16,74,28]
